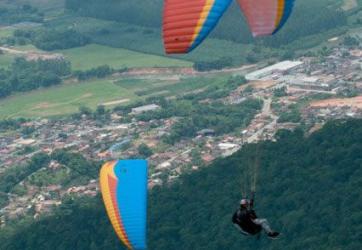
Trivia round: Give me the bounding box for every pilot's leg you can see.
[233,223,250,236]
[252,218,272,234]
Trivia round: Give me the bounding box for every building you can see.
[197,129,216,137]
[218,143,240,157]
[131,104,161,114]
[246,61,304,81]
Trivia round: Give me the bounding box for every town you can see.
[0,41,361,225]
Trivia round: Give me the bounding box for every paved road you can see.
[246,97,278,144]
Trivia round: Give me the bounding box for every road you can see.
[0,46,63,60]
[0,46,28,55]
[288,87,336,95]
[246,97,278,144]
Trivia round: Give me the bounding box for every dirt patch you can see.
[121,64,257,78]
[33,102,51,109]
[250,80,278,89]
[237,80,278,92]
[342,0,358,10]
[81,93,93,98]
[288,87,335,95]
[146,90,170,97]
[0,46,64,61]
[310,96,362,108]
[308,123,324,135]
[124,67,195,77]
[350,50,362,57]
[102,99,130,106]
[26,52,64,61]
[184,87,208,95]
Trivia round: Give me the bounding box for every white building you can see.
[131,104,161,114]
[218,143,240,157]
[246,61,304,81]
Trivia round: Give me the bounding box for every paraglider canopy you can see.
[163,0,295,54]
[100,160,148,250]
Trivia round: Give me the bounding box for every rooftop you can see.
[246,61,304,80]
[131,104,161,114]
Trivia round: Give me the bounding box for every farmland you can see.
[0,79,137,119]
[60,44,193,71]
[0,74,229,119]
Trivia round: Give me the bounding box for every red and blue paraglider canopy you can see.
[163,0,295,54]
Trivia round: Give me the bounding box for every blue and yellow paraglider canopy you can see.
[100,160,148,250]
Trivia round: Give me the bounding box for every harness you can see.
[234,209,262,235]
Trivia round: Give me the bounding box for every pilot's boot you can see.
[267,232,280,239]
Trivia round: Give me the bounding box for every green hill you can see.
[1,119,361,249]
[64,0,358,47]
[57,0,361,65]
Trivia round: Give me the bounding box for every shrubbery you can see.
[0,58,71,98]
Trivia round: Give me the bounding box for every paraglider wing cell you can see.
[162,0,296,53]
[100,160,148,250]
[237,0,295,36]
[163,0,232,54]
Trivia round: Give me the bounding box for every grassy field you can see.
[0,42,192,71]
[0,27,14,39]
[60,44,193,71]
[116,75,229,98]
[0,73,230,119]
[0,79,139,119]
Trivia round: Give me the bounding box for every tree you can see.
[243,85,254,94]
[96,105,106,116]
[227,75,247,88]
[138,143,153,158]
[343,36,359,47]
[191,149,203,166]
[0,58,71,99]
[79,106,92,116]
[281,50,295,60]
[273,87,287,97]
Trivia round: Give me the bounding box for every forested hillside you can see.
[65,0,353,46]
[1,119,361,250]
